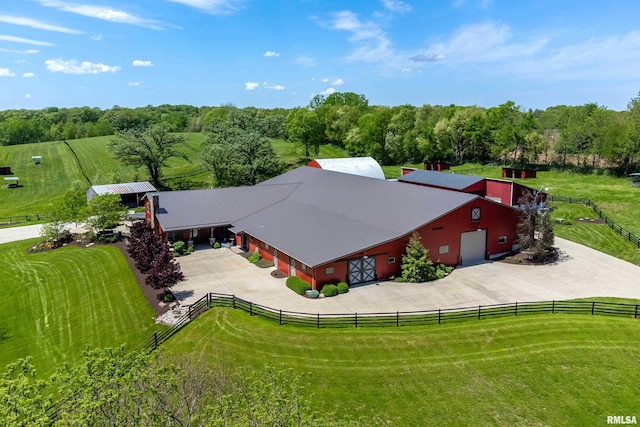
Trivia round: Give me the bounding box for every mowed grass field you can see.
[0,134,348,218]
[0,140,87,218]
[0,239,164,377]
[166,308,640,426]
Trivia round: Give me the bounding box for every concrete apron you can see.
[172,237,640,315]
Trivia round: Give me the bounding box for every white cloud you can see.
[510,29,640,82]
[381,0,411,13]
[128,81,141,86]
[36,0,174,30]
[322,78,329,83]
[295,56,316,67]
[92,34,103,41]
[409,53,446,62]
[321,87,336,95]
[133,59,154,67]
[263,82,284,90]
[0,68,16,77]
[401,67,412,73]
[22,72,35,78]
[0,48,40,54]
[25,93,32,98]
[245,81,259,91]
[167,0,243,14]
[264,51,280,57]
[325,11,393,63]
[425,22,546,64]
[45,58,121,74]
[0,34,54,46]
[331,78,344,86]
[0,14,81,34]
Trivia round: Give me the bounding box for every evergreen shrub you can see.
[286,276,311,295]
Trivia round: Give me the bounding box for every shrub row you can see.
[286,276,311,295]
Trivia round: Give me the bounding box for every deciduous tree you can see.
[108,123,186,187]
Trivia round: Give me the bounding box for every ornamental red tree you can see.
[145,243,184,291]
[128,221,163,273]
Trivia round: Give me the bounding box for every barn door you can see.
[273,249,278,268]
[348,257,376,285]
[289,258,296,276]
[460,230,487,265]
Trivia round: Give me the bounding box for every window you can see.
[471,207,481,221]
[439,245,449,254]
[325,266,334,275]
[388,257,396,264]
[498,236,508,244]
[301,264,307,271]
[265,243,269,250]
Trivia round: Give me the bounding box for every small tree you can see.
[85,193,127,231]
[128,221,163,273]
[517,190,555,260]
[400,232,435,283]
[145,244,184,292]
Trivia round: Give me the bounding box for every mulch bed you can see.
[114,241,173,316]
[498,247,559,265]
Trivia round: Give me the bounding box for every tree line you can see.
[3,92,640,176]
[1,347,360,426]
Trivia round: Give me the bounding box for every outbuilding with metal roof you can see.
[86,181,157,207]
[307,156,385,180]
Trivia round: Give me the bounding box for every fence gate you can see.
[348,257,376,285]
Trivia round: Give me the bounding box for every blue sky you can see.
[1,0,639,111]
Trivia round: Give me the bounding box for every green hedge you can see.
[286,276,311,295]
[321,284,338,297]
[337,282,349,294]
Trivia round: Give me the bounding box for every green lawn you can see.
[0,141,86,218]
[166,307,640,426]
[0,239,164,377]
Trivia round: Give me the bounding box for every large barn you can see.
[398,169,545,207]
[144,166,520,289]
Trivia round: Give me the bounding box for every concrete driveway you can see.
[173,238,640,314]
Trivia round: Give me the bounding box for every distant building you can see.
[307,157,385,180]
[398,169,546,207]
[87,181,157,207]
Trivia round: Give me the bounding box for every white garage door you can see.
[460,230,486,265]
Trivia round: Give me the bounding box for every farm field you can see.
[166,307,640,426]
[0,134,348,218]
[0,239,165,377]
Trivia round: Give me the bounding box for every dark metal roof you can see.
[398,170,484,190]
[236,167,478,267]
[152,184,299,232]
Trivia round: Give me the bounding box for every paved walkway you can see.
[173,238,640,313]
[0,224,42,244]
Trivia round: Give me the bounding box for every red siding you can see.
[307,160,321,169]
[242,198,519,288]
[485,180,513,206]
